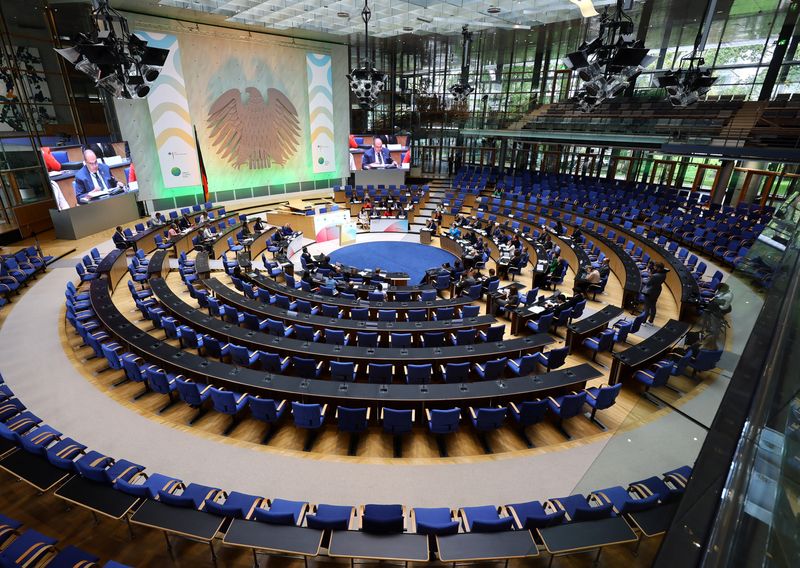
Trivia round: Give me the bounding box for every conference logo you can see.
[207,87,300,170]
[170,167,181,177]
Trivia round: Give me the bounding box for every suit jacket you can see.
[362,147,392,169]
[112,230,129,250]
[74,163,117,201]
[643,270,667,299]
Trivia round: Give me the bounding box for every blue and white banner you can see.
[136,32,200,189]
[306,53,335,174]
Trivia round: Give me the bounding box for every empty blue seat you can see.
[469,407,506,453]
[248,397,287,443]
[158,482,222,509]
[330,361,357,382]
[507,500,566,529]
[362,504,405,534]
[337,406,370,455]
[252,498,308,525]
[474,357,507,380]
[306,504,354,530]
[427,408,460,457]
[291,402,327,451]
[382,408,414,457]
[547,392,588,439]
[209,388,248,435]
[204,491,261,519]
[460,505,514,532]
[413,507,459,536]
[405,363,432,384]
[584,384,622,429]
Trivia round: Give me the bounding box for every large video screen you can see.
[349,134,411,172]
[45,141,138,211]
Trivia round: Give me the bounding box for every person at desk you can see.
[301,246,314,268]
[177,215,191,231]
[573,266,601,294]
[448,223,461,239]
[494,287,520,317]
[598,257,611,280]
[152,212,167,226]
[112,226,134,251]
[74,149,124,204]
[253,217,266,232]
[200,225,215,248]
[482,268,499,294]
[281,224,295,237]
[167,223,179,239]
[361,137,397,169]
[555,220,565,236]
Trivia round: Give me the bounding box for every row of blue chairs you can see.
[2,365,690,536]
[2,247,50,307]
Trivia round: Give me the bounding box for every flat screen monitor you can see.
[46,141,138,211]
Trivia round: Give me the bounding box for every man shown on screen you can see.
[74,149,123,204]
[361,137,397,169]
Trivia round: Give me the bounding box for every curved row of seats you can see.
[1,247,51,308]
[0,372,692,564]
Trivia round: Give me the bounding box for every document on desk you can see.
[528,306,545,314]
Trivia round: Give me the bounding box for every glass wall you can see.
[349,0,800,133]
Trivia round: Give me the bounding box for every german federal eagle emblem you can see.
[206,87,300,169]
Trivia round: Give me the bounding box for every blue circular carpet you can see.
[328,242,458,284]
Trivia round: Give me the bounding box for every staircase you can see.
[715,101,767,146]
[408,178,463,235]
[506,104,552,131]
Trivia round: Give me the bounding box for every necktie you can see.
[94,172,106,190]
[377,150,383,165]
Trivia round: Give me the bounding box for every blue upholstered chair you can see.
[582,328,615,361]
[507,354,537,376]
[204,491,262,519]
[547,391,587,439]
[292,356,323,378]
[412,508,459,535]
[368,363,394,384]
[361,504,405,534]
[382,408,414,457]
[526,312,554,334]
[441,361,471,383]
[209,388,248,435]
[474,357,507,380]
[330,361,357,382]
[336,406,370,455]
[175,378,211,425]
[478,324,505,342]
[584,384,622,429]
[252,498,308,525]
[248,397,287,443]
[305,504,354,530]
[427,408,460,457]
[459,506,514,533]
[469,406,507,453]
[506,500,566,529]
[291,402,327,451]
[405,364,432,384]
[508,399,548,447]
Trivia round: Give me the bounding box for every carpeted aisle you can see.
[328,241,457,283]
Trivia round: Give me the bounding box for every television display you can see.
[45,141,138,211]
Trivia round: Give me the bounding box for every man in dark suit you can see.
[112,226,134,251]
[641,262,667,324]
[361,137,396,169]
[74,149,122,204]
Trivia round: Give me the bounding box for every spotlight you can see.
[657,56,718,107]
[140,65,160,82]
[54,0,169,99]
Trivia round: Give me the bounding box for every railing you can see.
[655,191,800,567]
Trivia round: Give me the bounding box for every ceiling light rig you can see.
[658,56,717,107]
[656,0,718,107]
[55,0,169,99]
[449,25,474,105]
[563,0,653,113]
[346,0,388,111]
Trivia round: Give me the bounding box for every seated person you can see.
[112,225,134,251]
[494,286,520,316]
[253,217,266,232]
[598,257,611,280]
[167,224,180,239]
[573,266,602,294]
[281,224,294,237]
[152,212,167,226]
[362,137,397,169]
[177,215,191,230]
[74,149,124,204]
[448,223,461,239]
[455,269,477,296]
